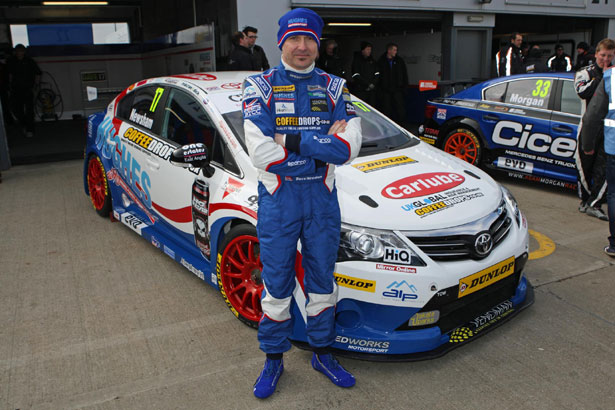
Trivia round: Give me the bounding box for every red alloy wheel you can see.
[444,131,479,165]
[219,234,264,323]
[87,156,109,212]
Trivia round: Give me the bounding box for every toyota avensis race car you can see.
[84,71,533,360]
[419,72,580,190]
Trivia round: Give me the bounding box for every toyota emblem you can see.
[474,232,493,256]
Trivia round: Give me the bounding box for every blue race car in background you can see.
[419,73,579,190]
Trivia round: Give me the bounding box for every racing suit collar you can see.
[281,58,315,80]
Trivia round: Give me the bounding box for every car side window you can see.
[483,83,507,103]
[211,131,241,175]
[504,79,552,110]
[560,80,582,116]
[162,88,216,155]
[119,86,165,132]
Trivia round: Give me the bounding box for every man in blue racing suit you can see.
[242,8,362,399]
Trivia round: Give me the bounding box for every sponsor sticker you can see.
[449,300,514,343]
[383,247,413,265]
[222,177,245,199]
[273,85,295,92]
[335,335,390,353]
[221,82,241,90]
[382,172,465,199]
[382,280,418,302]
[334,273,376,292]
[458,256,515,298]
[408,310,440,327]
[496,156,534,173]
[310,98,328,112]
[375,264,417,274]
[437,108,447,119]
[242,85,257,100]
[275,102,295,114]
[163,245,176,259]
[353,155,416,173]
[120,212,147,234]
[345,102,356,115]
[243,100,262,118]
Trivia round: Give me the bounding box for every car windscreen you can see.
[213,93,419,157]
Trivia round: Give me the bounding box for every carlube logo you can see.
[382,172,465,199]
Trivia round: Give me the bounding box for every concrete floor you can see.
[0,160,614,410]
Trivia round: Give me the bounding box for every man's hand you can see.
[328,120,347,135]
[274,133,285,146]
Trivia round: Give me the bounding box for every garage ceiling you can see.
[0,1,143,24]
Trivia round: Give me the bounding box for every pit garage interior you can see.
[0,0,614,168]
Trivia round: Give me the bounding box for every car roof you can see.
[165,71,256,94]
[450,72,575,99]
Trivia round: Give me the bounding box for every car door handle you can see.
[483,114,499,122]
[553,125,573,134]
[146,159,160,170]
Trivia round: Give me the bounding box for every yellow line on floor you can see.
[529,229,556,260]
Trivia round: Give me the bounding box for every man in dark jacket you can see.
[350,41,379,106]
[547,44,573,72]
[377,43,408,125]
[524,46,548,73]
[574,41,595,71]
[243,26,270,71]
[579,70,615,256]
[228,31,256,71]
[317,39,346,78]
[496,32,524,77]
[7,44,40,137]
[574,38,615,220]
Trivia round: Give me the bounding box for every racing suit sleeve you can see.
[243,77,316,176]
[503,47,513,76]
[575,66,599,101]
[284,82,362,165]
[580,78,608,152]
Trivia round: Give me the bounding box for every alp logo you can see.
[382,280,418,302]
[382,172,465,199]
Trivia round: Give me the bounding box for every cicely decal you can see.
[492,120,576,158]
[334,273,376,293]
[382,172,465,199]
[382,280,418,302]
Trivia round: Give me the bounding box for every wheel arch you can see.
[209,216,256,273]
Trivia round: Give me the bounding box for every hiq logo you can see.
[383,246,412,265]
[382,280,418,302]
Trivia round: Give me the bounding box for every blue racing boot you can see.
[253,358,284,399]
[311,353,355,388]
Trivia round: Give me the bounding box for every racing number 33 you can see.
[532,80,551,98]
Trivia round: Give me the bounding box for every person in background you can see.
[547,44,573,72]
[243,26,270,71]
[574,38,615,220]
[228,31,256,71]
[350,41,379,106]
[579,65,615,257]
[496,32,524,77]
[524,46,548,73]
[242,7,362,399]
[317,39,346,78]
[574,41,595,71]
[377,42,408,125]
[6,44,40,138]
[521,41,530,62]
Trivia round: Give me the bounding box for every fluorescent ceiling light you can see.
[327,23,372,27]
[42,1,109,5]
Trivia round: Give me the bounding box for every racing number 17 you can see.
[532,80,551,98]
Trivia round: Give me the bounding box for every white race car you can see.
[84,72,533,360]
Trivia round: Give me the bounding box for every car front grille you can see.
[403,200,511,261]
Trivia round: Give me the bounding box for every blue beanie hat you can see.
[277,8,323,49]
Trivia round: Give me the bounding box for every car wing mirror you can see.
[170,143,215,177]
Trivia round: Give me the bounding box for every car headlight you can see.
[338,223,425,266]
[501,186,521,226]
